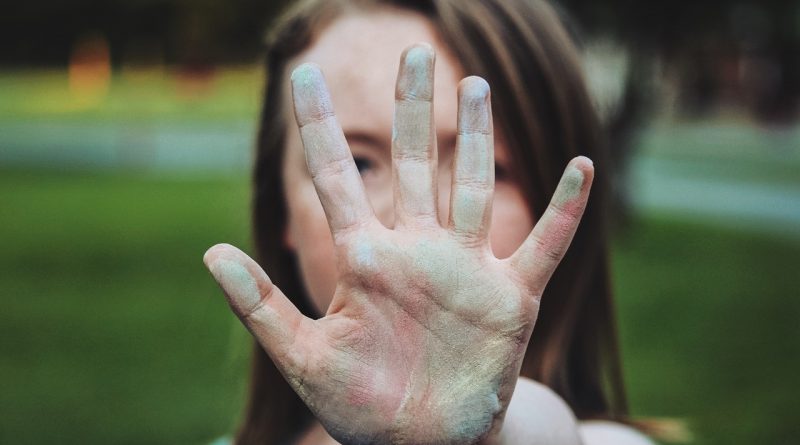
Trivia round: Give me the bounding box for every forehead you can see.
[285,8,462,140]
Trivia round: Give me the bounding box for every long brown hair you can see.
[245,0,625,443]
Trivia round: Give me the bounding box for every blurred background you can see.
[1,0,798,444]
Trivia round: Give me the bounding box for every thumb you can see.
[203,243,315,378]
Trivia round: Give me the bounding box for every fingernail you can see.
[397,43,434,100]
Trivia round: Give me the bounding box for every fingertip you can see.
[203,243,235,269]
[203,245,268,316]
[551,159,594,208]
[203,243,224,268]
[397,42,435,101]
[572,155,593,166]
[401,42,435,62]
[290,62,323,86]
[457,76,492,135]
[458,76,490,99]
[569,156,595,179]
[567,156,595,187]
[290,63,335,126]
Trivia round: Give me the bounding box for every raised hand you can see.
[204,44,593,445]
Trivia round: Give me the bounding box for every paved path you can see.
[2,119,799,240]
[630,156,800,240]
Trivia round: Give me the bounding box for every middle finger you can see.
[392,43,438,229]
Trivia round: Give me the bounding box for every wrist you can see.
[483,377,583,445]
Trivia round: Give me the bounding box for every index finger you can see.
[291,63,376,240]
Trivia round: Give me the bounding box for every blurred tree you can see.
[4,0,796,121]
[4,0,796,229]
[554,0,799,226]
[561,0,800,121]
[1,0,292,66]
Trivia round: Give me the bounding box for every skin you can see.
[205,9,653,445]
[280,11,534,312]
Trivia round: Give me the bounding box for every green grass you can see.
[613,215,800,443]
[0,171,253,444]
[1,171,798,445]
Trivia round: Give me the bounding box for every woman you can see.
[205,0,654,443]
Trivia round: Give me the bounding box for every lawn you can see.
[0,170,798,444]
[0,171,252,444]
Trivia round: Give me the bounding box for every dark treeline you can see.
[566,0,800,121]
[2,0,292,67]
[3,0,798,120]
[4,1,797,65]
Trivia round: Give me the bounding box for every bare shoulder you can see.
[579,420,655,445]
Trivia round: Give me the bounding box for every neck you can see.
[296,421,339,445]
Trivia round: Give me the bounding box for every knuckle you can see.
[548,198,583,221]
[311,157,351,181]
[239,287,273,321]
[454,177,491,190]
[542,245,564,263]
[297,109,336,127]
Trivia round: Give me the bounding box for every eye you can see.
[353,156,374,176]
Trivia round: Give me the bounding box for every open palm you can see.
[204,44,593,445]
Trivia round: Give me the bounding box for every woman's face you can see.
[282,9,534,316]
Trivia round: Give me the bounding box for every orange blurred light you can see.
[68,33,111,106]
